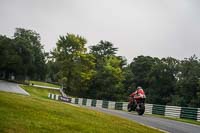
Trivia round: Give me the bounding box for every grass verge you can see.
[148,114,200,126]
[0,86,162,133]
[29,80,60,88]
[20,85,60,99]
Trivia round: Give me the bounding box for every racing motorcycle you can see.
[127,96,145,115]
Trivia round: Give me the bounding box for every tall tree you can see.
[89,40,118,57]
[175,55,200,107]
[53,33,95,96]
[14,28,46,80]
[130,56,156,89]
[147,57,179,104]
[89,41,125,100]
[0,35,21,79]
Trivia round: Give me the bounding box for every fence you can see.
[48,93,200,121]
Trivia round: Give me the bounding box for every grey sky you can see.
[0,0,200,62]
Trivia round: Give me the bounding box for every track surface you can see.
[86,106,200,133]
[0,80,29,95]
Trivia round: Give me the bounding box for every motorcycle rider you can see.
[129,86,146,109]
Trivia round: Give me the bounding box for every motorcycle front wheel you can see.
[137,104,145,115]
[127,103,133,112]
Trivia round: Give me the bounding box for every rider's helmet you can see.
[137,86,142,90]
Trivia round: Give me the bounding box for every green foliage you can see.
[14,28,46,80]
[1,28,200,107]
[0,28,46,81]
[29,81,60,88]
[125,55,200,107]
[89,40,118,57]
[175,55,200,107]
[53,34,95,96]
[88,41,125,101]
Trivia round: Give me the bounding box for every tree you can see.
[0,35,22,79]
[53,33,95,96]
[147,57,179,104]
[89,41,125,100]
[175,55,200,107]
[129,56,156,89]
[14,28,46,80]
[89,40,118,57]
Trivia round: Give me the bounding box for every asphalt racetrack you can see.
[85,106,200,133]
[0,80,29,95]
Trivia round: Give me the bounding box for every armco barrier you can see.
[102,100,109,108]
[75,98,79,104]
[165,105,181,118]
[197,108,200,122]
[91,99,97,107]
[180,107,198,120]
[152,104,165,115]
[122,102,128,111]
[145,104,153,114]
[108,101,115,109]
[71,98,75,104]
[78,98,83,105]
[48,93,200,122]
[86,99,92,106]
[96,100,103,108]
[48,93,60,100]
[82,98,87,106]
[115,102,123,110]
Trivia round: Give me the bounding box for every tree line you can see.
[0,28,200,107]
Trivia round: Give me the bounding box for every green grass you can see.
[148,114,200,126]
[0,86,162,133]
[20,85,61,99]
[29,80,60,88]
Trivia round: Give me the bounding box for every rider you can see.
[129,86,146,106]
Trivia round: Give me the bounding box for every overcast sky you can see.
[0,0,200,62]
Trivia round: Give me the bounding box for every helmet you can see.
[137,86,142,90]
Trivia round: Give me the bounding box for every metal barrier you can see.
[96,100,103,108]
[48,93,200,122]
[102,100,109,108]
[86,99,92,106]
[180,107,198,120]
[197,108,200,122]
[152,104,165,115]
[108,101,115,109]
[122,102,128,111]
[91,99,97,107]
[165,106,181,118]
[115,102,123,110]
[145,104,153,114]
[48,93,60,100]
[82,98,87,106]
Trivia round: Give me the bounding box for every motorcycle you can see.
[127,96,145,115]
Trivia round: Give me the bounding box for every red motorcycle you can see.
[127,96,145,115]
